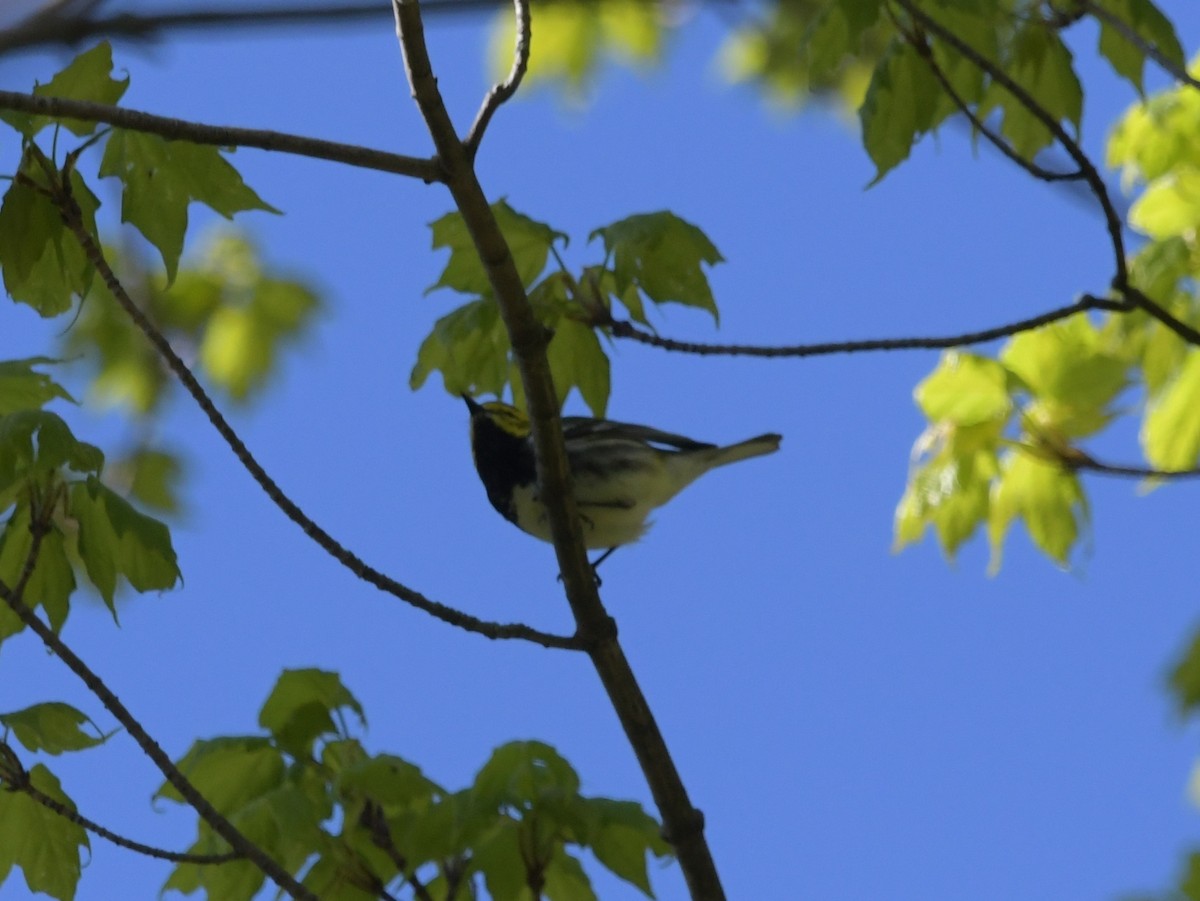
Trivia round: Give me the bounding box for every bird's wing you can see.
[561,417,714,451]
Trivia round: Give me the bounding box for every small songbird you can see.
[463,395,781,563]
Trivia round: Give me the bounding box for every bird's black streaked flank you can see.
[463,395,781,563]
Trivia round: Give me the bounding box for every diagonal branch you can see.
[41,163,578,651]
[464,0,531,158]
[600,295,1127,357]
[0,508,313,899]
[392,0,726,896]
[0,91,442,183]
[1080,0,1200,92]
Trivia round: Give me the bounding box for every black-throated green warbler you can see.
[463,395,781,558]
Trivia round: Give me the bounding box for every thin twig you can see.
[463,0,532,158]
[0,0,556,55]
[42,161,578,651]
[1080,0,1200,91]
[392,0,725,896]
[601,295,1127,357]
[18,772,242,865]
[1071,458,1200,479]
[1123,285,1200,346]
[897,0,1130,288]
[0,508,314,899]
[0,91,442,183]
[910,33,1083,183]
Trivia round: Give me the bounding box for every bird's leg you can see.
[555,547,617,587]
[590,547,618,572]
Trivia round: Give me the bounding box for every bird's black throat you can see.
[469,415,537,523]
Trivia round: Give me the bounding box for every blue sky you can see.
[4,3,1200,899]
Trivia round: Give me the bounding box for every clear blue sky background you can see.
[4,2,1200,899]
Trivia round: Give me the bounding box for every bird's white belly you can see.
[510,483,655,549]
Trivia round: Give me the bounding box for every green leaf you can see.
[0,703,106,755]
[0,764,88,901]
[804,0,884,84]
[156,736,284,810]
[914,352,1013,426]
[410,299,511,397]
[0,510,75,642]
[0,411,103,505]
[1000,316,1128,437]
[427,200,565,297]
[547,316,610,417]
[987,451,1087,573]
[544,847,598,901]
[1169,628,1200,714]
[198,305,272,400]
[258,669,365,756]
[122,448,184,513]
[0,358,75,414]
[471,820,528,901]
[489,0,661,96]
[0,173,100,317]
[335,753,438,808]
[67,475,180,609]
[472,741,581,811]
[590,212,723,321]
[1142,350,1200,471]
[978,25,1083,160]
[1093,0,1185,94]
[0,42,128,137]
[581,798,669,896]
[99,130,278,283]
[894,433,996,559]
[1129,169,1200,239]
[859,38,940,183]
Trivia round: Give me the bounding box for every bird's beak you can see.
[461,393,481,414]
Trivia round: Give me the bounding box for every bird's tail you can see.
[706,433,783,468]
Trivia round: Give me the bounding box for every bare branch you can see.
[897,0,1130,288]
[464,0,532,158]
[0,90,442,183]
[392,0,726,895]
[1080,0,1200,91]
[40,162,578,651]
[600,295,1127,358]
[0,0,581,57]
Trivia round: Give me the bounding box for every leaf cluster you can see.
[412,202,722,416]
[157,669,669,901]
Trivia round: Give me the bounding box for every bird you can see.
[463,395,781,565]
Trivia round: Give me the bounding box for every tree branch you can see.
[391,0,726,896]
[463,0,531,158]
[0,0,537,56]
[0,746,241,865]
[1080,0,1200,91]
[909,31,1083,183]
[1123,285,1200,346]
[1070,457,1200,480]
[0,90,443,183]
[600,295,1127,357]
[41,161,578,651]
[897,0,1130,288]
[0,509,314,900]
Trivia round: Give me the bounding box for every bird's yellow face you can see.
[478,401,531,439]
